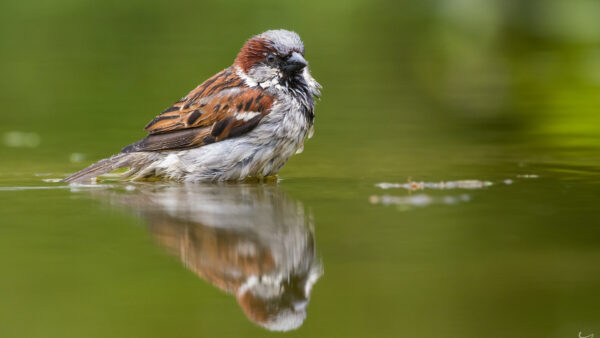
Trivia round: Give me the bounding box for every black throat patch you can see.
[281,74,315,122]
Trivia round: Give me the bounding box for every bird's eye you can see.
[266,54,276,64]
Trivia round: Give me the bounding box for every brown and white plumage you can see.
[63,29,321,183]
[122,69,275,152]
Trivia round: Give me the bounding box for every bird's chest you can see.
[261,96,312,148]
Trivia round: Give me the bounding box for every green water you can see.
[1,0,600,337]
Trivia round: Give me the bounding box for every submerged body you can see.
[63,30,321,183]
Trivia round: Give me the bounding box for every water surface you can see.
[1,0,600,337]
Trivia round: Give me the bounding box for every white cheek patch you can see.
[235,112,261,121]
[259,77,279,89]
[234,66,257,87]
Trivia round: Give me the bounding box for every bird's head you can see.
[234,30,312,88]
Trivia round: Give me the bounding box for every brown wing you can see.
[122,68,275,153]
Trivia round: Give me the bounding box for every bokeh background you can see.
[1,0,600,337]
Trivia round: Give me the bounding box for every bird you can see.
[63,29,321,183]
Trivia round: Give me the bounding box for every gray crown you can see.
[258,29,305,55]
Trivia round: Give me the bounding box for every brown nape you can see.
[234,37,272,73]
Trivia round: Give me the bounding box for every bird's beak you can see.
[282,52,308,74]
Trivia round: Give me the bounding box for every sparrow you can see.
[63,29,321,183]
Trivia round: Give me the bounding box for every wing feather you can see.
[123,67,275,153]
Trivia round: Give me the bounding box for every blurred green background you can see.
[1,0,600,337]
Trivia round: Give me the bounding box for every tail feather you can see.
[62,153,133,183]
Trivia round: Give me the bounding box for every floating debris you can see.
[2,131,40,148]
[373,175,538,210]
[375,180,493,191]
[370,194,471,207]
[517,174,539,179]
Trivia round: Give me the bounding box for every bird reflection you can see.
[95,183,322,331]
